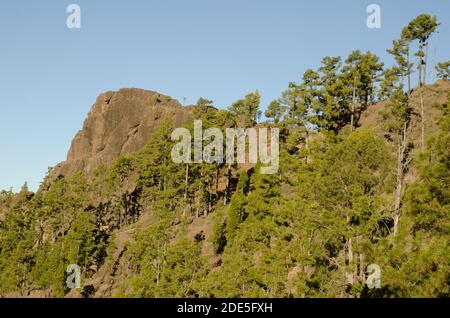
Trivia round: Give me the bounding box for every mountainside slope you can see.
[0,81,448,298]
[68,81,449,297]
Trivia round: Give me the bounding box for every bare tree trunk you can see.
[345,238,355,285]
[348,238,353,264]
[351,82,356,131]
[418,41,426,151]
[359,253,365,284]
[196,190,200,218]
[424,41,429,85]
[407,52,411,93]
[393,148,403,236]
[419,86,425,151]
[224,164,231,205]
[207,181,212,215]
[418,43,423,87]
[215,165,219,193]
[184,164,189,199]
[393,123,408,237]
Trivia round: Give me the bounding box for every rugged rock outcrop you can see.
[52,88,193,177]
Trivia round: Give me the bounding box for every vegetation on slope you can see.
[0,14,449,298]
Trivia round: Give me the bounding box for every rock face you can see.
[53,88,192,177]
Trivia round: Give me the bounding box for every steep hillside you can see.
[360,80,450,138]
[1,9,449,300]
[87,81,449,298]
[0,79,448,298]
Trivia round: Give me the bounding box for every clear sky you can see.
[0,0,449,191]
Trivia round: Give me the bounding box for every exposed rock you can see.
[52,88,193,178]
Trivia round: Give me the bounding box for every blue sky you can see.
[0,0,449,191]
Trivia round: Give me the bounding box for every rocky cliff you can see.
[52,88,193,178]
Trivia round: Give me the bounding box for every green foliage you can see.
[211,205,226,254]
[280,51,382,132]
[228,91,261,127]
[0,13,449,299]
[265,100,287,124]
[402,14,439,85]
[194,97,215,119]
[436,61,450,80]
[108,156,134,186]
[386,38,411,84]
[226,170,249,236]
[404,100,450,234]
[402,14,438,44]
[0,185,35,293]
[381,83,411,133]
[129,221,207,297]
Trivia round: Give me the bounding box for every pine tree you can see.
[265,100,287,124]
[402,14,439,149]
[381,82,412,237]
[436,61,450,80]
[226,170,249,236]
[402,15,439,86]
[387,39,412,92]
[228,91,261,127]
[342,50,383,130]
